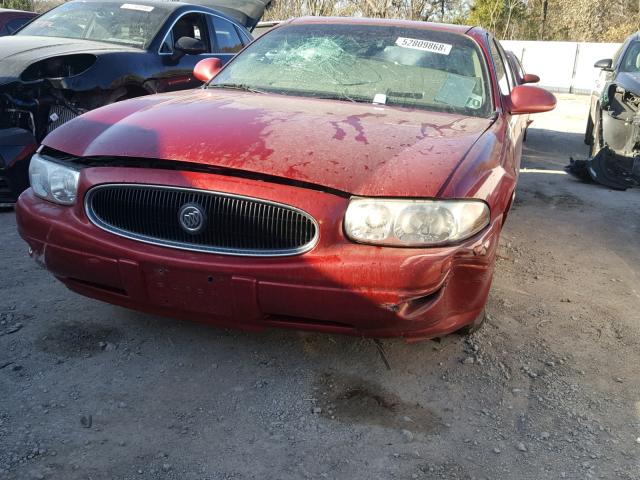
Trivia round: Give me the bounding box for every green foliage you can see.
[464,0,640,41]
[0,0,34,11]
[467,0,505,30]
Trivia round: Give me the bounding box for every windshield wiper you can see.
[208,83,266,94]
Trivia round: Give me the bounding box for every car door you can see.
[154,11,220,92]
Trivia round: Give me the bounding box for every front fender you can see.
[438,117,516,226]
[47,51,151,93]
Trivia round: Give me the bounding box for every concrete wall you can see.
[501,40,621,94]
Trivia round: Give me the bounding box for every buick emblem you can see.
[178,203,206,234]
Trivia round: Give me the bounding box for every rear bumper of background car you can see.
[15,167,501,340]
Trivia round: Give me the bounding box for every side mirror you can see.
[522,73,540,84]
[173,36,207,60]
[193,58,223,83]
[509,85,557,115]
[594,58,613,71]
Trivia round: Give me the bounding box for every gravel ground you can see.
[1,94,640,480]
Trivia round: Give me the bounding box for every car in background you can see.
[16,18,555,340]
[580,31,640,189]
[504,50,540,86]
[0,8,37,36]
[0,0,269,205]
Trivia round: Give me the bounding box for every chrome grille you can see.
[85,184,319,256]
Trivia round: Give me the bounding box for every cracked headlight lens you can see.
[29,153,80,205]
[344,198,489,246]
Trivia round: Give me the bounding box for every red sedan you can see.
[16,17,555,340]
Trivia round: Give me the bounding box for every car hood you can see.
[197,0,271,31]
[0,36,135,86]
[43,89,493,197]
[616,71,640,94]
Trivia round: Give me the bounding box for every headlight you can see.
[29,153,80,205]
[344,198,490,246]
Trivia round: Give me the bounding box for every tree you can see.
[263,0,640,42]
[1,0,34,10]
[264,0,454,22]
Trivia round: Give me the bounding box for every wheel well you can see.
[502,190,516,226]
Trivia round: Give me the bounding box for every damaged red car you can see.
[16,18,556,340]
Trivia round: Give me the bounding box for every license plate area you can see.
[143,264,233,316]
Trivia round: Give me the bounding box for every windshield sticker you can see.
[372,93,387,105]
[466,93,483,110]
[434,74,478,108]
[395,37,452,55]
[121,3,154,12]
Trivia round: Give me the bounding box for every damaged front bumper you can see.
[569,87,640,189]
[0,128,37,205]
[0,81,102,202]
[1,84,89,142]
[567,147,640,190]
[15,167,500,340]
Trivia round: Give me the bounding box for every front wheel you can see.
[590,111,603,157]
[584,113,594,145]
[456,308,486,336]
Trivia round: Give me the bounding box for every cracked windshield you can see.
[210,24,492,117]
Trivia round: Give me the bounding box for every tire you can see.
[590,110,603,158]
[456,308,486,336]
[584,113,594,145]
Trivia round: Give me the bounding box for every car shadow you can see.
[522,128,587,170]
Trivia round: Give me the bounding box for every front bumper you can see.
[16,167,501,340]
[0,128,37,205]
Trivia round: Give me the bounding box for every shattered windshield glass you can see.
[210,24,492,116]
[17,1,172,49]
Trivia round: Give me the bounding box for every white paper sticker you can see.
[372,93,387,105]
[121,3,154,12]
[395,37,452,55]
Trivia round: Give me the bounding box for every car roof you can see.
[0,8,37,14]
[75,0,230,11]
[287,16,475,35]
[74,0,268,29]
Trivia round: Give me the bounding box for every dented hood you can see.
[43,89,493,197]
[616,71,640,95]
[0,36,133,86]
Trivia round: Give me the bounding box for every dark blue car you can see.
[0,0,269,204]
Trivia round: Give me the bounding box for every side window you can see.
[621,42,640,72]
[514,57,525,81]
[497,44,516,90]
[161,13,211,54]
[488,37,510,95]
[612,42,626,69]
[7,17,30,34]
[212,16,244,54]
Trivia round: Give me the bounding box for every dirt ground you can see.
[1,94,640,480]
